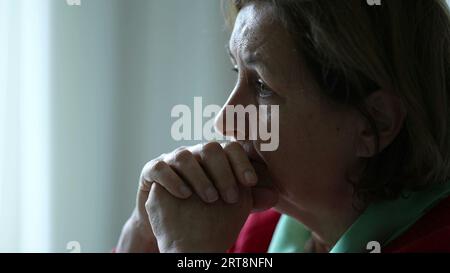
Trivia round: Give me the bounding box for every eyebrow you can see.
[226,44,236,62]
[226,44,262,66]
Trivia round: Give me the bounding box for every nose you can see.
[214,82,255,140]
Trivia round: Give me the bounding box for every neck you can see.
[277,187,362,250]
[314,201,362,248]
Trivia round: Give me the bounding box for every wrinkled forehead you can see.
[229,2,281,59]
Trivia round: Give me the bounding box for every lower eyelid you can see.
[258,93,273,99]
[256,88,274,99]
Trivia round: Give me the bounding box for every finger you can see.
[141,159,193,200]
[250,161,272,188]
[167,148,219,203]
[223,142,258,186]
[199,142,239,204]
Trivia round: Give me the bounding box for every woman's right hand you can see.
[116,141,278,253]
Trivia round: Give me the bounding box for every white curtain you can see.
[0,0,233,252]
[0,0,51,252]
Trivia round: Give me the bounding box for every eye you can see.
[256,79,274,98]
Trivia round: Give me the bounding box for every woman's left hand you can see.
[146,182,253,253]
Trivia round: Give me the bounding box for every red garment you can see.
[229,196,450,253]
[228,209,281,253]
[384,195,450,252]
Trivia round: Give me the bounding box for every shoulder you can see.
[384,195,450,252]
[229,195,450,253]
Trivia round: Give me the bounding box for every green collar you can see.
[268,183,450,253]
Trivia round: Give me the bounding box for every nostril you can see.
[214,108,237,137]
[213,113,226,136]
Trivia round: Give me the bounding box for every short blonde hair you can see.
[224,0,450,205]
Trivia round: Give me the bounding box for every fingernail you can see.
[244,170,258,185]
[179,185,192,197]
[226,187,239,204]
[205,187,219,203]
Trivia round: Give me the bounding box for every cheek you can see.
[258,103,357,199]
[259,112,318,195]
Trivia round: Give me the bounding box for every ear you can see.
[356,90,406,158]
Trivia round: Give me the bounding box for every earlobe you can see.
[355,90,406,158]
[355,121,377,158]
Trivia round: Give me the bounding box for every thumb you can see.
[250,161,279,211]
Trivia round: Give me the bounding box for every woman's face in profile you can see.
[216,2,364,216]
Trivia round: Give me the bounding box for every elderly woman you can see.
[116,0,450,253]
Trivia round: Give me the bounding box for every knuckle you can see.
[223,141,242,153]
[145,185,162,210]
[173,149,193,165]
[144,198,156,213]
[201,142,223,160]
[140,162,150,180]
[142,154,165,174]
[144,198,151,209]
[150,160,167,173]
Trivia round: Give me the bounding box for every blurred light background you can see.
[0,0,234,252]
[2,0,450,253]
